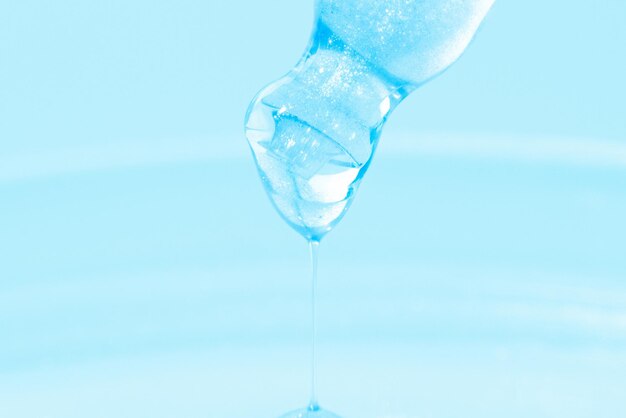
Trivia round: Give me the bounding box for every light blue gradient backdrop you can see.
[1,1,625,418]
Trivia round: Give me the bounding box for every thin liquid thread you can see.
[308,239,320,411]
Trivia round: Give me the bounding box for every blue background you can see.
[1,1,625,417]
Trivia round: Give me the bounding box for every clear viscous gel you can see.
[245,0,494,241]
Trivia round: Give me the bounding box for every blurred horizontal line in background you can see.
[2,134,625,184]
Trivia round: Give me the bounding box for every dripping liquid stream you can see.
[308,239,320,412]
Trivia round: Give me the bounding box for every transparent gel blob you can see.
[245,0,494,242]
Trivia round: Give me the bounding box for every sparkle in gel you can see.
[244,1,494,417]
